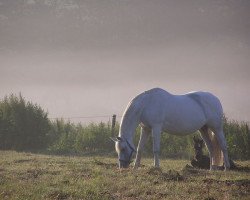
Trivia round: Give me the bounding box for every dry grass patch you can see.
[0,151,249,200]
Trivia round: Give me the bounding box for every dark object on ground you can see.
[191,136,237,170]
[191,137,210,169]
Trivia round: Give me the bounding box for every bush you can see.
[0,94,50,151]
[48,120,117,154]
[224,117,250,160]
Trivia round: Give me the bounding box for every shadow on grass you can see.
[92,158,117,169]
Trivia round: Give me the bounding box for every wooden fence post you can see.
[111,114,116,137]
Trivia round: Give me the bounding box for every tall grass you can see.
[224,117,250,160]
[48,120,115,154]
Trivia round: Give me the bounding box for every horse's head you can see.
[193,136,204,160]
[111,136,135,168]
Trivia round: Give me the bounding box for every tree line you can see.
[0,94,249,160]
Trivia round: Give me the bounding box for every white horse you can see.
[111,88,230,170]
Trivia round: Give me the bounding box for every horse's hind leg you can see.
[214,128,230,170]
[199,126,214,170]
[134,126,150,169]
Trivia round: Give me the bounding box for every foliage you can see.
[224,117,250,160]
[48,119,117,154]
[0,94,50,151]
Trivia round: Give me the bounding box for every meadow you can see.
[0,151,249,200]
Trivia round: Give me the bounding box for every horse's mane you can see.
[119,91,148,139]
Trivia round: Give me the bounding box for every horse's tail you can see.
[208,129,224,166]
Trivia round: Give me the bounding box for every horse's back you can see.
[138,88,223,134]
[139,89,205,133]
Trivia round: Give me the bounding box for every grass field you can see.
[0,151,249,200]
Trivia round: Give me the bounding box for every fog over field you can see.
[0,0,249,123]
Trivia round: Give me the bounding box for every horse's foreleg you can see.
[152,126,162,168]
[134,127,150,169]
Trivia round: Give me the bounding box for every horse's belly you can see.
[162,121,203,135]
[162,104,206,135]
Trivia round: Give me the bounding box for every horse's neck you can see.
[119,94,146,141]
[119,107,141,142]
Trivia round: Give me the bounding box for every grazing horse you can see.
[111,88,230,170]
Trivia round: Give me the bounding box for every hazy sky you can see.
[0,0,250,123]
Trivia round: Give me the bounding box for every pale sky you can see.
[0,0,250,123]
